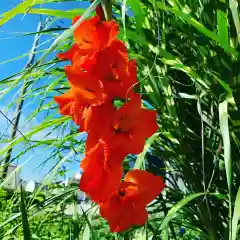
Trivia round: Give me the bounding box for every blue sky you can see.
[0,0,90,182]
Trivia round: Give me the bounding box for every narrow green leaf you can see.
[160,193,205,230]
[0,0,53,26]
[134,133,159,170]
[155,66,178,124]
[219,100,232,191]
[219,100,232,240]
[119,29,148,45]
[20,185,32,240]
[121,0,127,41]
[127,0,145,33]
[217,1,229,46]
[83,223,90,240]
[232,187,240,240]
[80,205,98,240]
[27,8,86,19]
[229,0,240,44]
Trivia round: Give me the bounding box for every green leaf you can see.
[0,0,55,26]
[217,1,229,46]
[229,0,240,45]
[134,133,159,170]
[219,100,232,239]
[219,100,232,191]
[20,185,32,240]
[127,0,145,33]
[26,8,86,18]
[119,29,148,45]
[232,187,240,240]
[160,193,205,230]
[80,205,98,240]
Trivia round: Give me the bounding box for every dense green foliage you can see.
[0,0,240,239]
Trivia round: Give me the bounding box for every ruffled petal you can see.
[125,169,165,205]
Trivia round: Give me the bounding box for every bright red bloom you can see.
[73,16,119,53]
[54,90,95,131]
[57,43,81,62]
[64,66,107,106]
[79,140,124,202]
[87,40,128,82]
[83,102,115,151]
[54,90,87,126]
[57,43,89,68]
[83,40,137,99]
[54,66,107,131]
[58,16,119,64]
[99,169,165,232]
[86,94,158,155]
[110,94,158,154]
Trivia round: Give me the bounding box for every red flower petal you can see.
[79,141,123,203]
[99,170,164,232]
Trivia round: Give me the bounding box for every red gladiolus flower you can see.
[84,102,114,129]
[54,90,87,126]
[54,66,108,131]
[79,140,124,202]
[73,16,119,53]
[123,59,138,98]
[57,16,119,68]
[64,66,107,106]
[99,169,165,232]
[54,90,94,131]
[88,40,128,81]
[84,103,115,152]
[110,94,158,154]
[83,40,137,99]
[57,44,81,62]
[85,94,158,154]
[57,43,90,69]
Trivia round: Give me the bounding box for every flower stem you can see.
[101,0,112,21]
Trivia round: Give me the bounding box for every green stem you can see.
[101,0,112,21]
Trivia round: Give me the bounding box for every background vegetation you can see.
[0,0,240,239]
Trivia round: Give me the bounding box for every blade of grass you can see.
[26,8,86,18]
[217,1,229,46]
[80,205,98,240]
[232,187,240,240]
[134,133,159,170]
[229,0,240,45]
[0,0,55,26]
[127,0,145,33]
[20,185,32,240]
[219,100,232,240]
